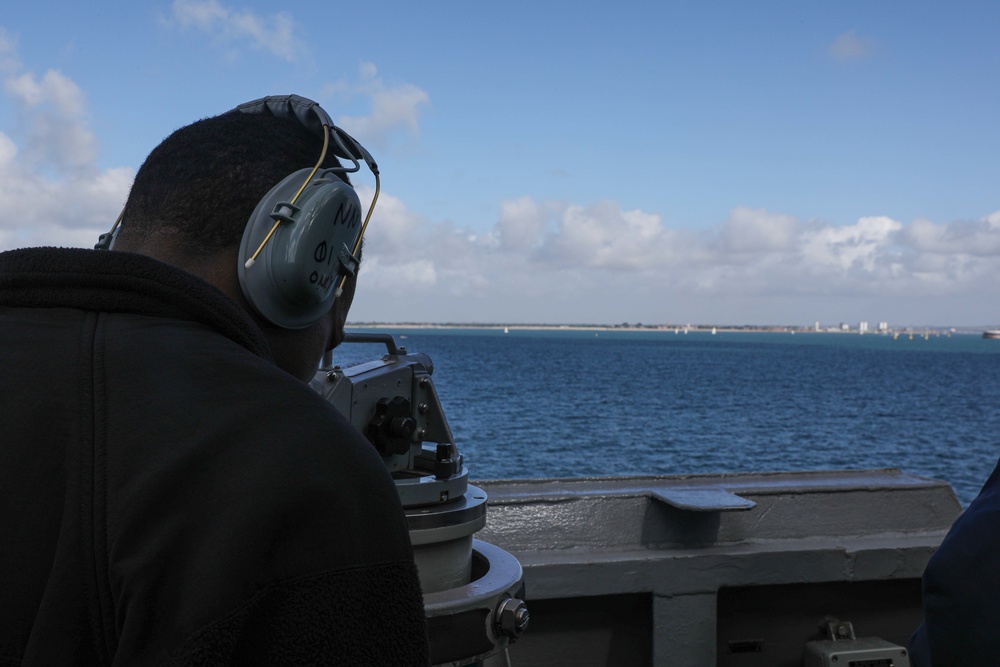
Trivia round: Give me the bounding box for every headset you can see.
[96,94,380,330]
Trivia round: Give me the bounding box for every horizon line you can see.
[346,322,998,332]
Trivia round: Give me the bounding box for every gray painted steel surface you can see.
[476,469,959,666]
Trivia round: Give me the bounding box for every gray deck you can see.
[475,469,960,666]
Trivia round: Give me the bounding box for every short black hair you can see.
[117,110,348,257]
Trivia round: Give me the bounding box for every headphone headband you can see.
[235,95,378,175]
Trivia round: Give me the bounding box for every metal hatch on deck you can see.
[649,486,757,512]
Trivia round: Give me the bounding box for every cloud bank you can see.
[350,190,1000,326]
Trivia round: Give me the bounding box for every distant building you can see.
[878,322,889,332]
[840,323,850,332]
[859,321,869,334]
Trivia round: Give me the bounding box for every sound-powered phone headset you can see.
[96,94,380,330]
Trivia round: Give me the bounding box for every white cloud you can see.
[6,69,85,113]
[800,215,902,273]
[0,36,131,252]
[718,206,797,254]
[346,193,1000,326]
[495,196,553,250]
[355,187,428,257]
[904,216,1000,256]
[0,27,20,74]
[170,0,299,62]
[361,255,438,291]
[539,201,679,271]
[0,132,16,165]
[829,30,876,62]
[325,63,430,149]
[4,69,97,172]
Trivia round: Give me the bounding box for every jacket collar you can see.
[0,247,274,361]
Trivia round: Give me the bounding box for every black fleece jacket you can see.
[0,247,429,666]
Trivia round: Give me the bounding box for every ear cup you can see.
[238,168,363,329]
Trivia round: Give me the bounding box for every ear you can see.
[329,271,358,350]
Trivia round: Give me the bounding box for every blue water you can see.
[334,328,1000,507]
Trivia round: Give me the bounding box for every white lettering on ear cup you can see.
[238,170,362,329]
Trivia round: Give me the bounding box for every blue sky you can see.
[1,1,999,326]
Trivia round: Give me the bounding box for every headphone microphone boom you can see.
[96,94,380,331]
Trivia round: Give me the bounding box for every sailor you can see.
[910,463,1000,664]
[0,98,429,664]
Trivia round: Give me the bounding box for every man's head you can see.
[113,107,360,381]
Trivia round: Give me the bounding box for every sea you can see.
[333,327,1000,508]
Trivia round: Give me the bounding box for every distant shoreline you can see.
[346,323,989,335]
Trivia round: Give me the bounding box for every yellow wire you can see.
[353,171,379,257]
[246,124,331,266]
[289,124,331,205]
[106,207,125,238]
[337,171,380,294]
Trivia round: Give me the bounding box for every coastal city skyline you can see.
[1,2,999,327]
